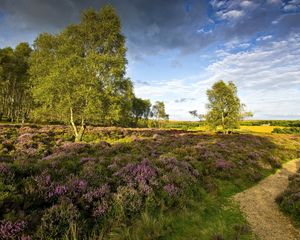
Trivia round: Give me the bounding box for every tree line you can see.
[1,5,252,139]
[0,6,168,141]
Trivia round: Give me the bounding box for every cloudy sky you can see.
[1,0,300,120]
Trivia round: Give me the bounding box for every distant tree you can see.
[30,6,133,141]
[151,101,168,127]
[205,80,251,133]
[0,43,32,122]
[240,103,254,119]
[132,97,151,125]
[189,110,204,121]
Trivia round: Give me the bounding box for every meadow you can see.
[1,124,300,239]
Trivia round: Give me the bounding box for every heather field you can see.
[1,125,300,239]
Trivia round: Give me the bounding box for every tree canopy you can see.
[0,43,32,122]
[0,5,169,138]
[30,6,133,141]
[132,97,151,125]
[152,101,168,123]
[205,80,250,133]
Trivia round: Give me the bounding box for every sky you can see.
[0,0,300,120]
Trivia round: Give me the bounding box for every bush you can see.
[1,125,300,238]
[272,127,300,134]
[37,201,80,239]
[276,169,300,225]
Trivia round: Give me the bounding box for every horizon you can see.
[0,0,300,120]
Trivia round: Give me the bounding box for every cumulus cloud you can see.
[1,0,300,57]
[1,0,299,120]
[283,0,300,12]
[135,33,300,120]
[217,9,245,20]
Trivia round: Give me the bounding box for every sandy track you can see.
[234,159,300,240]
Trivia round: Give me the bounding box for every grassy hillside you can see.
[0,125,300,239]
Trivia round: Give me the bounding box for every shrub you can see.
[272,127,300,134]
[37,201,80,239]
[276,170,300,224]
[0,220,27,239]
[114,186,143,219]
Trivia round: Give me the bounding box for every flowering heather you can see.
[18,236,32,240]
[34,172,52,189]
[248,152,261,160]
[159,157,199,178]
[1,125,300,238]
[114,159,157,194]
[215,142,228,149]
[0,220,26,239]
[67,178,88,195]
[59,142,86,153]
[43,142,90,160]
[48,184,68,198]
[92,201,109,218]
[83,184,110,203]
[163,183,179,196]
[215,159,234,170]
[15,133,38,156]
[0,163,11,175]
[107,162,118,171]
[80,157,97,164]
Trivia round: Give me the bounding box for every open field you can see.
[156,120,300,134]
[239,126,284,133]
[1,125,300,239]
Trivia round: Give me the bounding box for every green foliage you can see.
[272,127,300,134]
[37,201,80,239]
[151,101,168,120]
[132,97,151,126]
[276,169,300,226]
[30,6,133,141]
[241,120,300,127]
[1,125,300,238]
[151,101,168,128]
[205,80,249,133]
[0,43,32,122]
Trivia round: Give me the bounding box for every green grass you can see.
[164,196,256,240]
[119,186,258,240]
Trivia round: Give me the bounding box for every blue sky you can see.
[1,0,300,120]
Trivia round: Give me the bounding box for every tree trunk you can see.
[70,107,86,142]
[221,111,226,134]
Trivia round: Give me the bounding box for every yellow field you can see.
[239,125,284,133]
[193,125,284,133]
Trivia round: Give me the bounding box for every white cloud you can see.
[256,35,273,41]
[267,0,282,4]
[134,34,300,120]
[210,0,259,23]
[217,9,245,20]
[240,1,253,8]
[284,4,298,11]
[223,38,251,50]
[283,0,300,11]
[197,28,213,34]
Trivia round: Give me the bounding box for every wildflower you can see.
[215,159,234,170]
[0,220,26,239]
[92,201,109,218]
[84,184,110,203]
[114,159,157,194]
[163,183,179,196]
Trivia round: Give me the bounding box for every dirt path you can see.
[234,159,300,240]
